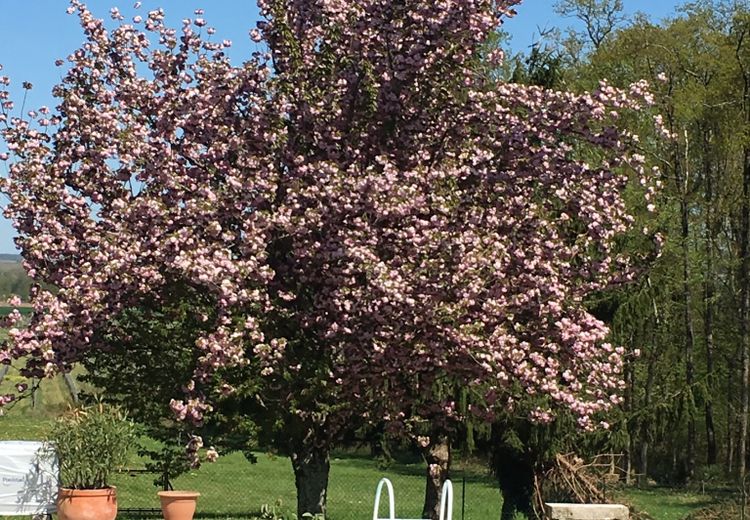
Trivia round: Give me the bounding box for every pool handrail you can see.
[372,477,453,520]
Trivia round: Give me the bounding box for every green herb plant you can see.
[47,401,136,489]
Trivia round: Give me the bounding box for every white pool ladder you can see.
[372,478,453,520]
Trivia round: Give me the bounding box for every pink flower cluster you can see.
[0,0,657,436]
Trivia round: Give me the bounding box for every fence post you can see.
[63,373,79,403]
[461,474,466,520]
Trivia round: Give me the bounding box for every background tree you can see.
[555,0,626,49]
[0,261,31,302]
[538,0,750,484]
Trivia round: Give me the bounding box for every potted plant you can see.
[47,402,136,520]
[153,436,214,520]
[157,490,201,520]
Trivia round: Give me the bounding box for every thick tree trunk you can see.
[500,497,519,520]
[490,423,534,520]
[291,444,330,518]
[422,435,451,520]
[638,440,649,488]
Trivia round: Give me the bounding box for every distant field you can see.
[0,257,31,302]
[0,305,32,316]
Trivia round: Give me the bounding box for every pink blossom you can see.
[0,0,657,442]
[205,447,219,462]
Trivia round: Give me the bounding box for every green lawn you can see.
[109,451,502,520]
[0,412,53,439]
[617,488,714,520]
[0,305,32,316]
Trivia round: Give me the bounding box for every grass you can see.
[0,305,32,316]
[619,487,715,520]
[0,412,53,439]
[109,450,502,520]
[0,365,80,424]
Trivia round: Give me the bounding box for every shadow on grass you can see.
[330,451,496,488]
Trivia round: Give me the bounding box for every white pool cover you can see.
[0,441,58,515]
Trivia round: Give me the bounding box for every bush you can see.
[47,402,136,489]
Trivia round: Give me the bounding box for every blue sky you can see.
[0,0,684,254]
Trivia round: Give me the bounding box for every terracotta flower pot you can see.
[57,487,117,520]
[158,490,200,520]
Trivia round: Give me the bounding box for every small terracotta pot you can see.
[57,487,117,520]
[158,490,200,520]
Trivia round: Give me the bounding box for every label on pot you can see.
[0,441,58,515]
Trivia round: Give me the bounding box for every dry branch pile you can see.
[532,453,650,519]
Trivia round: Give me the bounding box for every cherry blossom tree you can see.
[0,0,658,516]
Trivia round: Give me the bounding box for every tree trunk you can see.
[31,377,36,409]
[291,443,330,518]
[704,299,718,467]
[680,174,697,480]
[729,355,737,476]
[637,282,660,487]
[739,143,750,480]
[638,439,649,488]
[639,352,655,486]
[490,423,534,520]
[0,365,8,385]
[500,498,518,520]
[63,372,79,404]
[704,141,718,466]
[737,25,750,481]
[625,345,635,485]
[422,435,451,520]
